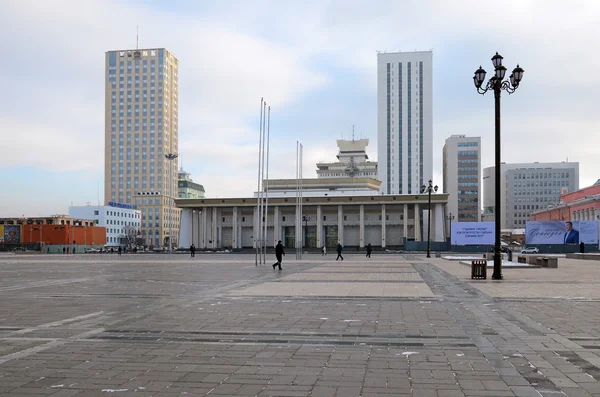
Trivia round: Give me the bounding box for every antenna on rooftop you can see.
[352,125,355,141]
[136,26,139,49]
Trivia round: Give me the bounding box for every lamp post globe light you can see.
[446,213,455,249]
[165,153,179,254]
[473,52,524,280]
[421,180,438,258]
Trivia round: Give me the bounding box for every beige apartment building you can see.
[104,48,180,247]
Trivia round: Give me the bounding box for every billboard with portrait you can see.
[4,225,21,244]
[525,221,599,245]
[451,222,495,245]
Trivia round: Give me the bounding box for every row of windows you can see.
[514,204,543,211]
[458,151,478,156]
[512,172,571,179]
[512,189,562,196]
[320,172,377,177]
[458,213,478,219]
[458,190,478,195]
[513,181,568,188]
[458,167,478,172]
[458,159,478,164]
[458,182,478,187]
[457,174,478,180]
[457,142,479,147]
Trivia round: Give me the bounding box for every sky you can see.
[1,0,599,217]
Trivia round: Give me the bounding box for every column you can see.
[316,205,323,248]
[359,204,365,248]
[381,204,386,248]
[232,207,238,249]
[403,204,408,241]
[212,207,218,249]
[434,203,444,242]
[337,205,344,245]
[201,208,208,249]
[414,203,421,241]
[273,206,280,246]
[178,208,192,248]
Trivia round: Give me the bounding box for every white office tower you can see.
[377,51,433,195]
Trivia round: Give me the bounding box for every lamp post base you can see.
[492,253,503,280]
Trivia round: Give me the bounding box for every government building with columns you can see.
[177,138,448,250]
[176,192,448,250]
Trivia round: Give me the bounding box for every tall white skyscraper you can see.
[377,51,433,195]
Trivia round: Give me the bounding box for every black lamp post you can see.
[473,52,524,280]
[446,213,455,248]
[302,215,310,248]
[421,180,438,258]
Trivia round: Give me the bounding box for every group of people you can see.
[272,241,374,270]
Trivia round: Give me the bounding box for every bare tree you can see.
[120,225,139,248]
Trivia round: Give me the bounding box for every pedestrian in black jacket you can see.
[336,242,344,261]
[366,243,372,258]
[273,241,285,270]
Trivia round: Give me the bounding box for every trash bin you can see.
[471,260,487,279]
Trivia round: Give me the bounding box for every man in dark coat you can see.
[273,241,285,270]
[336,242,344,261]
[190,244,195,257]
[366,243,372,258]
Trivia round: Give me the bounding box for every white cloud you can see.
[1,0,600,216]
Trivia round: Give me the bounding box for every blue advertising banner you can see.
[451,222,495,245]
[526,221,599,245]
[4,225,21,244]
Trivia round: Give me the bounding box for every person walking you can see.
[321,245,327,256]
[580,241,585,254]
[336,242,344,261]
[272,241,285,270]
[118,246,122,256]
[366,243,372,258]
[190,244,196,258]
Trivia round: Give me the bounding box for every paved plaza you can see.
[1,253,600,396]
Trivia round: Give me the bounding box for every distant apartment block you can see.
[443,135,481,221]
[483,162,579,228]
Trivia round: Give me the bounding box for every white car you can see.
[85,248,101,253]
[520,247,539,254]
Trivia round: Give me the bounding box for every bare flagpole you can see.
[255,98,263,266]
[260,102,267,264]
[263,106,271,263]
[296,141,300,260]
[299,143,303,259]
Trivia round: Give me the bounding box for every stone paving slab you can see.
[2,254,600,396]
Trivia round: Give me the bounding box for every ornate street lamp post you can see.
[473,52,524,279]
[165,153,179,254]
[421,180,438,258]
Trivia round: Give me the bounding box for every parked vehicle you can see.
[85,248,101,253]
[520,247,539,254]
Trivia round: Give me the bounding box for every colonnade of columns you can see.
[178,203,447,249]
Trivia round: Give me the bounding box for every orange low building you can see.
[21,224,106,246]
